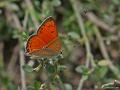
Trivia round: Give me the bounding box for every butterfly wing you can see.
[37,16,58,44]
[26,16,61,58]
[26,35,47,52]
[29,37,61,58]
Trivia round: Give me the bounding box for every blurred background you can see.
[0,0,120,90]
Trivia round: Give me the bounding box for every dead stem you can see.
[93,26,120,79]
[0,42,4,67]
[70,0,120,89]
[86,12,117,33]
[5,8,27,90]
[13,13,27,90]
[70,0,94,90]
[24,0,39,29]
[56,75,66,90]
[7,45,19,76]
[20,49,26,90]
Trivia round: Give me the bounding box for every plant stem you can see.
[86,12,116,33]
[24,0,39,29]
[6,9,27,90]
[93,26,120,79]
[20,48,27,90]
[56,75,66,90]
[70,0,92,90]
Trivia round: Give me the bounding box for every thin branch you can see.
[86,12,117,33]
[75,0,120,79]
[20,49,26,90]
[102,80,120,89]
[73,0,120,80]
[7,45,19,74]
[24,0,39,29]
[56,75,66,90]
[23,11,28,30]
[0,42,4,68]
[6,8,27,90]
[93,26,120,79]
[12,14,27,90]
[70,0,92,90]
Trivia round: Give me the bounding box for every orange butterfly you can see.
[26,16,61,58]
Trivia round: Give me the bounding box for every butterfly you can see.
[26,16,61,59]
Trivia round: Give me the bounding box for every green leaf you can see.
[98,60,109,66]
[57,65,67,72]
[8,82,18,90]
[22,31,29,41]
[46,64,56,73]
[95,66,108,78]
[52,0,61,6]
[27,86,35,90]
[75,65,89,75]
[68,32,80,40]
[112,0,120,5]
[34,80,41,90]
[22,64,33,73]
[64,83,73,90]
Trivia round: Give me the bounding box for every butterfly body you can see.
[26,16,61,58]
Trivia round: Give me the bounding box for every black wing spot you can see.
[51,31,54,33]
[41,27,43,30]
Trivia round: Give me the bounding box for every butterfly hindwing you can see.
[29,37,61,58]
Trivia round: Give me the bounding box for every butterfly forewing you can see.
[37,17,58,44]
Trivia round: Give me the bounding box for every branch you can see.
[24,0,39,29]
[93,26,120,79]
[70,0,93,90]
[86,12,117,33]
[5,8,27,90]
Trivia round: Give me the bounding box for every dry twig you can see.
[70,0,93,90]
[93,26,120,79]
[24,0,39,29]
[86,12,117,33]
[5,8,27,90]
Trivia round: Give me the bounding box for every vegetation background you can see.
[0,0,120,90]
